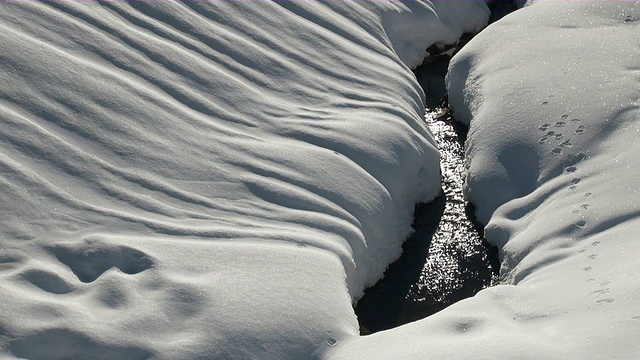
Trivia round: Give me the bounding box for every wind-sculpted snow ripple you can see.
[0,0,490,358]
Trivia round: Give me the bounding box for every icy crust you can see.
[0,1,489,358]
[331,1,640,359]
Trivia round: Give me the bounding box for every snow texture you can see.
[0,1,489,359]
[331,1,640,359]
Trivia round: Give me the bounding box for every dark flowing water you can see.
[355,1,516,335]
[355,68,500,333]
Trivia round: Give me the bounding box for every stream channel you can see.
[355,1,516,335]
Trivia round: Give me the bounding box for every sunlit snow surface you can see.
[332,1,640,359]
[0,0,492,358]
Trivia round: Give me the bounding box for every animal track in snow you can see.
[50,242,155,283]
[538,116,583,160]
[0,250,27,272]
[18,269,75,295]
[161,283,208,318]
[569,152,587,164]
[596,298,615,304]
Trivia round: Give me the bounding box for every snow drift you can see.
[0,1,490,358]
[331,1,640,359]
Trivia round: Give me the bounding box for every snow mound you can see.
[331,1,640,359]
[0,1,489,358]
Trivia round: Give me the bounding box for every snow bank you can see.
[0,1,489,358]
[331,1,640,359]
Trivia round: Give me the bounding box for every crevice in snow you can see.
[354,60,499,335]
[355,0,517,335]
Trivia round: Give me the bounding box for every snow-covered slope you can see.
[331,1,640,359]
[0,1,490,358]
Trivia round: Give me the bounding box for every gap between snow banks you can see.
[355,0,517,334]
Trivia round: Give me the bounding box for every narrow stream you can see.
[355,66,500,333]
[355,1,516,335]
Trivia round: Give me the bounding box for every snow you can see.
[330,0,640,359]
[0,1,491,358]
[7,0,640,358]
